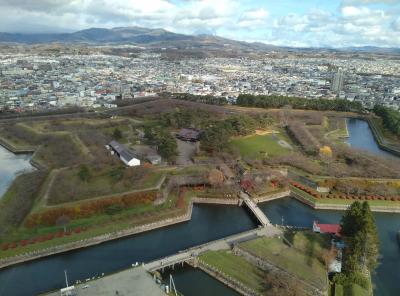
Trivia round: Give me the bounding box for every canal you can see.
[0,117,399,295]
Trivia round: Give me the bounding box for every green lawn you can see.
[200,250,266,293]
[239,233,328,291]
[229,134,290,159]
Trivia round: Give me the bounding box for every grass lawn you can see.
[200,250,266,293]
[229,134,290,159]
[239,232,328,291]
[347,284,369,296]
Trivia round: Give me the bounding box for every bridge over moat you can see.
[239,191,271,226]
[143,225,280,272]
[144,192,276,272]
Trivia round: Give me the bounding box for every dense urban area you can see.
[1,45,400,113]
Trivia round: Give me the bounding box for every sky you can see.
[0,0,400,48]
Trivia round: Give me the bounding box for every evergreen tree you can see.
[77,164,91,182]
[340,201,380,276]
[360,202,380,270]
[340,201,363,237]
[113,128,123,140]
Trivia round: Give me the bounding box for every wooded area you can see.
[374,105,400,136]
[236,94,364,112]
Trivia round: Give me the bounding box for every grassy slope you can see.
[239,232,328,290]
[200,250,266,293]
[45,167,165,205]
[0,193,184,259]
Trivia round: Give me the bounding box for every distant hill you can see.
[0,26,398,54]
[0,27,195,44]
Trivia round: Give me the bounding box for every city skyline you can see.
[0,0,399,48]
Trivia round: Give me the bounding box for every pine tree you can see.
[340,201,363,237]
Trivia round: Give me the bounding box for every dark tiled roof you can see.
[109,140,138,161]
[177,128,201,140]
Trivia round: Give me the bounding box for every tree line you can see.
[236,94,364,112]
[373,105,400,136]
[172,93,227,105]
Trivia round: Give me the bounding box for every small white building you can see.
[109,140,141,167]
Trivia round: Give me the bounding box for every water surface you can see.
[346,118,395,158]
[0,145,33,197]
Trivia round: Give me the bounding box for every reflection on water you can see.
[346,118,395,158]
[0,145,34,197]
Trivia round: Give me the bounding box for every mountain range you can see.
[0,26,399,54]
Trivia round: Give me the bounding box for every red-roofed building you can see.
[313,221,341,237]
[240,179,255,193]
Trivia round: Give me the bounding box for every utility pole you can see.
[64,270,69,288]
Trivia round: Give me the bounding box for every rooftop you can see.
[44,266,167,296]
[313,221,341,237]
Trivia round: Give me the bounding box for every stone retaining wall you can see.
[313,203,400,213]
[254,190,290,203]
[196,259,260,296]
[292,190,400,213]
[192,197,238,205]
[0,203,194,270]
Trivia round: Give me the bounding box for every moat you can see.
[0,145,33,198]
[0,118,399,296]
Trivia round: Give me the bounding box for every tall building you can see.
[331,68,344,93]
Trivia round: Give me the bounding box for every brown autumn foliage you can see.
[26,191,157,228]
[286,121,321,155]
[0,171,48,238]
[263,271,306,296]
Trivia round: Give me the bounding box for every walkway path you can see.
[143,226,281,272]
[239,191,271,226]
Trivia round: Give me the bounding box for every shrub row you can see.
[290,181,400,202]
[26,191,157,228]
[1,227,85,252]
